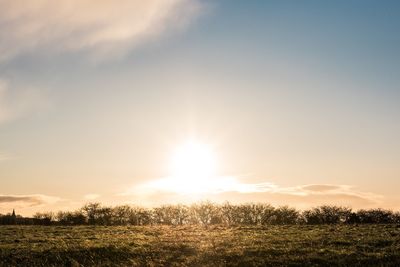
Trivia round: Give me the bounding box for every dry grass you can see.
[0,224,399,266]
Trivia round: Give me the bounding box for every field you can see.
[0,225,399,266]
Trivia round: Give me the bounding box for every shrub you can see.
[2,202,398,226]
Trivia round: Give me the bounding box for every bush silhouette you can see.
[2,203,399,226]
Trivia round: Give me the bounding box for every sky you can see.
[1,0,400,215]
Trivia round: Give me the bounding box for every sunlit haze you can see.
[170,140,217,182]
[1,0,400,216]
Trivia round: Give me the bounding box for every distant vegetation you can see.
[1,202,400,226]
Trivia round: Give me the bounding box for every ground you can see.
[0,224,399,266]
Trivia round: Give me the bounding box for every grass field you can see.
[0,224,399,266]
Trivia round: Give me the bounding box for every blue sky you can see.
[0,0,399,215]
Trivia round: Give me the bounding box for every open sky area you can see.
[1,0,400,215]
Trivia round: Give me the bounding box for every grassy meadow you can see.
[0,224,399,266]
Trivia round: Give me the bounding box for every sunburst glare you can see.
[170,140,217,180]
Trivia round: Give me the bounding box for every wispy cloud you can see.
[84,194,100,200]
[0,194,60,207]
[0,0,203,61]
[0,78,49,125]
[225,183,383,209]
[122,176,383,209]
[0,153,13,161]
[0,194,71,216]
[126,176,277,196]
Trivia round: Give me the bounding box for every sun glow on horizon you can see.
[160,140,218,194]
[133,140,276,196]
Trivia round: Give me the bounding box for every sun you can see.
[138,139,244,195]
[144,140,219,194]
[170,140,217,180]
[137,139,251,195]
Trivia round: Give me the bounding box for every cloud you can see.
[0,79,48,125]
[0,194,75,216]
[0,153,13,161]
[126,175,277,196]
[299,184,345,192]
[0,0,203,61]
[0,194,60,207]
[84,194,100,200]
[211,185,382,210]
[123,176,383,209]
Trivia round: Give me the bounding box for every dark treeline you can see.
[1,202,400,226]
